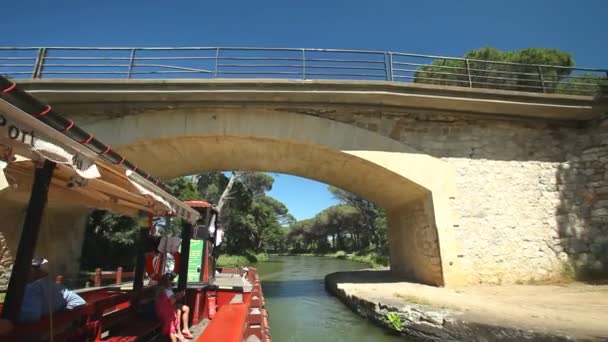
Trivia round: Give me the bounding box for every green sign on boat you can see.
[187,240,205,282]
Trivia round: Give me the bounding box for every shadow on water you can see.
[261,279,329,299]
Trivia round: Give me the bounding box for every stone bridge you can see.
[1,79,607,287]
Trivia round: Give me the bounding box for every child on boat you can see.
[156,273,193,341]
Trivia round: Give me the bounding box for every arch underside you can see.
[78,110,463,286]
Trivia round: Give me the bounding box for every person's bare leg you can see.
[181,305,191,334]
[175,309,185,340]
[169,334,177,342]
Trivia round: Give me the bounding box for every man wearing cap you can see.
[19,257,86,323]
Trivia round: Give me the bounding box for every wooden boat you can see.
[0,75,270,341]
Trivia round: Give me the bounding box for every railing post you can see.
[32,47,47,79]
[465,59,473,88]
[537,65,547,93]
[214,48,220,78]
[127,48,136,79]
[388,52,394,81]
[116,266,123,285]
[384,53,390,81]
[94,268,102,287]
[302,49,306,80]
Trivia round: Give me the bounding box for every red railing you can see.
[50,267,135,288]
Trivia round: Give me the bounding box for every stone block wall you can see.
[324,109,607,284]
[555,119,608,277]
[388,194,443,286]
[0,232,13,290]
[0,195,90,289]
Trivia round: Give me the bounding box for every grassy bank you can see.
[282,251,389,268]
[217,252,269,267]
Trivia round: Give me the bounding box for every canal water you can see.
[255,255,406,342]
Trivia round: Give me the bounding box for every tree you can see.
[328,186,387,251]
[81,176,202,271]
[80,210,140,271]
[414,47,577,93]
[556,73,608,96]
[256,196,296,226]
[196,172,293,254]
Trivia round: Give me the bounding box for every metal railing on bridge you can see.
[1,46,606,96]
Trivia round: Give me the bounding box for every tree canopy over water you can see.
[80,172,389,271]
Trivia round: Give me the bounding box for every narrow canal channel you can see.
[255,255,407,342]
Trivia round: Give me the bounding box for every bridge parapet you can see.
[1,46,606,97]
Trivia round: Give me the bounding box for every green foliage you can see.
[217,254,250,267]
[164,177,200,201]
[412,47,603,94]
[80,211,140,271]
[196,172,291,255]
[335,250,347,259]
[285,187,390,261]
[197,172,229,204]
[385,312,404,332]
[217,252,269,267]
[556,73,608,96]
[349,252,389,268]
[80,175,202,271]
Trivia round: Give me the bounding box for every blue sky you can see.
[4,0,607,219]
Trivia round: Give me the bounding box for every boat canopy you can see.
[0,77,200,223]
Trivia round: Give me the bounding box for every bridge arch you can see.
[83,109,464,286]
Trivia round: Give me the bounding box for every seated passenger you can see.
[19,258,86,323]
[156,273,192,341]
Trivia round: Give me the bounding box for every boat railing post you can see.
[133,212,149,292]
[116,267,123,285]
[94,268,102,287]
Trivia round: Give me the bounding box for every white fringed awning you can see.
[0,99,200,223]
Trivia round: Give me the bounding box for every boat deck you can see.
[213,272,253,291]
[190,318,210,340]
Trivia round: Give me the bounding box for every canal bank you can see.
[325,270,608,341]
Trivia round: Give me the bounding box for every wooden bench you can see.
[99,287,160,341]
[0,286,161,341]
[102,316,160,342]
[0,303,96,341]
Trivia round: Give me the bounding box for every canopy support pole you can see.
[178,222,192,291]
[1,160,56,321]
[132,212,150,292]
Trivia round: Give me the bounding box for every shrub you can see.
[385,312,404,332]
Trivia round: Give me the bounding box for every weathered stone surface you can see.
[324,110,608,284]
[325,272,587,341]
[0,232,13,290]
[3,79,606,286]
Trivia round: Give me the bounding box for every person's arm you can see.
[164,289,177,305]
[61,287,86,310]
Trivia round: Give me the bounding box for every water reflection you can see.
[255,255,407,342]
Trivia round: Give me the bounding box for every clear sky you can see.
[4,0,607,219]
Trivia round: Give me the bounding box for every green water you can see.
[255,255,406,342]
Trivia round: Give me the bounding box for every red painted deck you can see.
[198,304,248,342]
